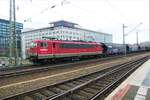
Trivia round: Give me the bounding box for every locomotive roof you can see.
[33,40,100,45]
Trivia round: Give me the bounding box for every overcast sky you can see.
[0,0,149,44]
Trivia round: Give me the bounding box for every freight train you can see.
[27,39,150,64]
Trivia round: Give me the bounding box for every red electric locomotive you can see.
[27,39,103,63]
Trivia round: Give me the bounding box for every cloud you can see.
[0,0,149,43]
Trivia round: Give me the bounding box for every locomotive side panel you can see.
[53,42,103,58]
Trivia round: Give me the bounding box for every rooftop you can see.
[49,20,78,25]
[49,20,79,28]
[22,20,111,36]
[0,18,23,25]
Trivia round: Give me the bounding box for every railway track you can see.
[0,54,131,79]
[0,52,148,79]
[3,56,148,100]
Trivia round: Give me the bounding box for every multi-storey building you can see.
[0,18,23,56]
[21,20,112,58]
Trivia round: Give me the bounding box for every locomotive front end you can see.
[27,41,38,62]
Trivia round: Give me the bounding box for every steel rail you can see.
[0,53,131,79]
[2,59,134,100]
[47,57,147,100]
[90,59,146,100]
[3,56,148,100]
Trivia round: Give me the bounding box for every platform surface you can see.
[106,59,150,100]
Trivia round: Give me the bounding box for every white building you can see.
[21,20,112,58]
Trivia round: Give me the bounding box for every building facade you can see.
[21,20,112,58]
[0,18,23,56]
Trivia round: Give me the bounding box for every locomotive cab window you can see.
[40,42,48,48]
[29,42,37,48]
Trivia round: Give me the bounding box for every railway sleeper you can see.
[76,90,93,98]
[90,85,103,90]
[57,84,71,90]
[80,77,91,81]
[39,89,56,97]
[49,87,65,94]
[71,81,83,85]
[100,79,114,84]
[83,87,100,94]
[29,92,46,100]
[70,94,87,100]
[65,83,77,87]
[97,81,110,86]
[75,80,87,83]
[23,96,34,100]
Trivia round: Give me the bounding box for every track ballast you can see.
[4,56,148,100]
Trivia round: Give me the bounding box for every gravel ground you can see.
[0,53,149,99]
[0,54,145,87]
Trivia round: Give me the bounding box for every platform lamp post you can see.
[136,31,139,46]
[122,24,128,56]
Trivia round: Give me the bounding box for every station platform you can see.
[106,58,150,100]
